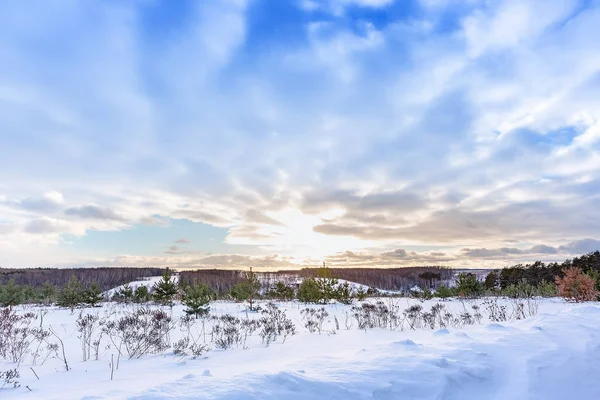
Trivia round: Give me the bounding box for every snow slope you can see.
[104,275,180,298]
[2,299,600,400]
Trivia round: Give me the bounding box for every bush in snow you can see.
[421,310,435,329]
[76,311,100,361]
[483,299,508,322]
[351,300,406,331]
[555,267,598,302]
[259,303,296,346]
[0,368,20,389]
[404,304,423,330]
[301,307,329,334]
[173,337,210,359]
[471,305,483,323]
[240,319,261,348]
[174,314,211,358]
[103,307,174,359]
[0,308,49,365]
[428,303,446,329]
[459,312,475,326]
[352,303,379,330]
[211,315,243,350]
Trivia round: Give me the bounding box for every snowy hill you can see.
[104,274,180,298]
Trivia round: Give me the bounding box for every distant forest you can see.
[0,267,166,290]
[1,251,599,293]
[179,266,454,294]
[0,265,453,293]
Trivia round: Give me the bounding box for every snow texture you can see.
[2,298,600,399]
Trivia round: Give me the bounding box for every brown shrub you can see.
[555,267,598,302]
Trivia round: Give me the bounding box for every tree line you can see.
[1,251,599,309]
[484,250,600,291]
[0,267,166,289]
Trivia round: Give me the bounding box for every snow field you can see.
[1,298,599,400]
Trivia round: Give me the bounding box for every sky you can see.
[0,0,599,270]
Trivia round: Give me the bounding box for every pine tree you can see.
[484,271,499,291]
[334,281,352,304]
[435,283,453,299]
[134,285,150,303]
[297,277,321,303]
[182,280,213,318]
[83,282,104,307]
[0,279,24,308]
[455,273,484,298]
[355,286,368,301]
[153,268,178,306]
[317,264,338,303]
[269,281,294,301]
[231,268,261,310]
[57,275,83,313]
[23,285,38,303]
[114,283,134,303]
[41,281,57,305]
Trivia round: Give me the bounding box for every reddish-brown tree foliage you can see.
[555,267,598,302]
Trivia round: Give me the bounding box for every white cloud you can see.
[1,0,600,268]
[288,21,385,83]
[462,0,579,58]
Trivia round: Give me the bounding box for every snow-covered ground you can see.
[2,298,600,400]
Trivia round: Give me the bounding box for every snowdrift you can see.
[2,299,599,400]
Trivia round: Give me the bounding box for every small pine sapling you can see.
[56,275,84,313]
[231,268,261,311]
[269,281,294,301]
[355,287,368,301]
[335,282,353,304]
[316,264,338,304]
[0,280,24,309]
[153,268,179,306]
[297,278,321,303]
[182,280,213,318]
[134,286,150,303]
[435,284,453,300]
[83,282,104,307]
[114,284,134,303]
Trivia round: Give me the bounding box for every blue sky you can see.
[1,0,600,269]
